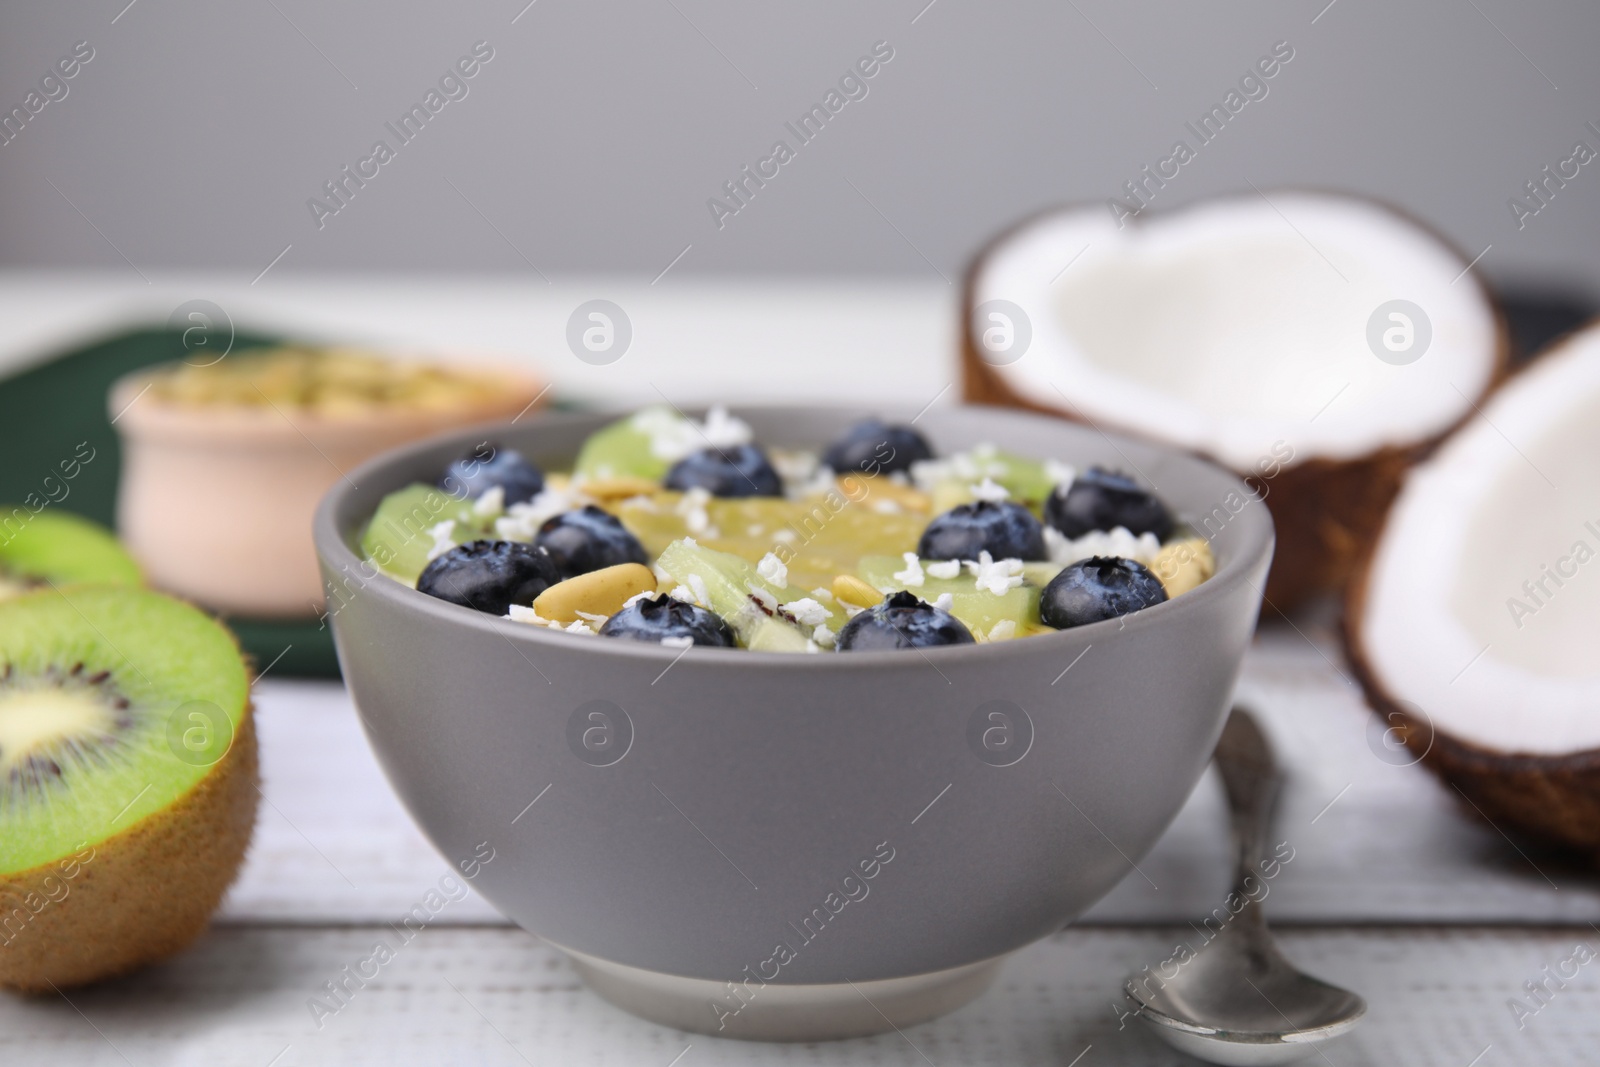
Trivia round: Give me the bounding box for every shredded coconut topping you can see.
[1043,525,1163,567]
[668,584,695,603]
[639,404,754,463]
[471,485,506,519]
[925,559,962,580]
[686,574,711,607]
[564,619,596,635]
[622,591,653,609]
[677,486,713,535]
[965,551,1025,596]
[425,520,458,562]
[811,623,836,649]
[1044,459,1075,492]
[986,620,1017,642]
[506,604,544,624]
[893,551,926,588]
[747,584,779,613]
[756,552,788,588]
[783,598,831,627]
[932,592,954,613]
[498,487,578,540]
[970,477,1010,502]
[660,635,695,649]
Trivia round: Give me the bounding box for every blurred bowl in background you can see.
[111,346,543,618]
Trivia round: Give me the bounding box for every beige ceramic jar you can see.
[110,348,543,618]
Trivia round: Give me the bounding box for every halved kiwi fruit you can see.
[0,510,142,600]
[0,585,257,992]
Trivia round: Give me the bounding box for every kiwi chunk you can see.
[857,555,1042,639]
[656,539,843,649]
[574,406,689,482]
[0,510,141,601]
[359,483,488,584]
[0,585,256,991]
[927,450,1056,513]
[615,492,924,593]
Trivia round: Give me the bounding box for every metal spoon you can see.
[1124,707,1366,1066]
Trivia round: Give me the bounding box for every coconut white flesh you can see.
[1360,324,1600,756]
[976,194,1499,472]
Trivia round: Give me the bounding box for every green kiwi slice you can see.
[0,510,142,601]
[0,585,256,991]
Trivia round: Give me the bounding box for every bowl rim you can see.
[312,402,1275,669]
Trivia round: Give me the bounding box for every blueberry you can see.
[598,594,736,647]
[1039,556,1168,629]
[663,444,782,498]
[1045,467,1173,541]
[836,591,975,651]
[917,501,1047,562]
[534,506,649,580]
[822,419,933,477]
[417,540,560,615]
[440,444,545,506]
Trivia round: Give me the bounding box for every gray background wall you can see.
[2,0,1597,291]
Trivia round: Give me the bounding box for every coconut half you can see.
[1346,319,1600,857]
[964,192,1507,610]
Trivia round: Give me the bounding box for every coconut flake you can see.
[986,620,1017,642]
[1044,460,1075,492]
[783,598,831,627]
[812,623,836,649]
[686,574,711,607]
[506,604,544,624]
[1044,525,1163,567]
[660,634,695,649]
[966,551,1024,595]
[471,485,506,519]
[756,552,788,587]
[971,477,1010,502]
[925,559,962,580]
[932,592,954,613]
[564,619,596,635]
[425,520,459,562]
[622,590,653,609]
[893,552,926,588]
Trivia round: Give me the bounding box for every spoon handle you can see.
[1214,706,1282,935]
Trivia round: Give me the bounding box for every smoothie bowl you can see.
[312,404,1273,1040]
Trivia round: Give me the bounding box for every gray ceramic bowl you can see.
[313,404,1273,1041]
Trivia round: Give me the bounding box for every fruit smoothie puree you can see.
[359,407,1216,652]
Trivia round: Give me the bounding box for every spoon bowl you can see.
[1125,709,1366,1065]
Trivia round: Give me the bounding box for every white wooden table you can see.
[3,276,1598,1064]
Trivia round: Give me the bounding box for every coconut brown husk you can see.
[961,198,1511,613]
[1343,550,1600,861]
[0,706,259,992]
[1339,324,1600,862]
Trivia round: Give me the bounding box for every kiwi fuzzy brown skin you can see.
[960,192,1512,614]
[1342,547,1600,862]
[0,706,258,994]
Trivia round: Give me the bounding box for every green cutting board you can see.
[0,327,341,677]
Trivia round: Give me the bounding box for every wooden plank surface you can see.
[225,610,1600,928]
[4,926,1596,1066]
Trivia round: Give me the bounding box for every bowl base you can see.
[558,943,1008,1042]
